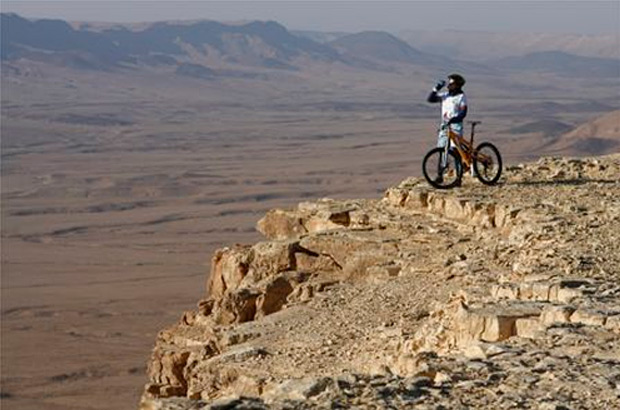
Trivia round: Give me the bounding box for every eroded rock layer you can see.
[140,155,620,409]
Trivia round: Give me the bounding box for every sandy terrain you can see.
[1,60,618,409]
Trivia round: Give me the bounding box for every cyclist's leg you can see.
[436,127,449,182]
[449,123,464,178]
[437,127,449,149]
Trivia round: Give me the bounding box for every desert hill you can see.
[328,31,441,66]
[544,109,620,155]
[508,119,573,137]
[140,154,620,409]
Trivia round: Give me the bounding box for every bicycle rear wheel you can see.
[474,142,502,185]
[422,147,463,189]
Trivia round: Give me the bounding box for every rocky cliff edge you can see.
[140,155,620,410]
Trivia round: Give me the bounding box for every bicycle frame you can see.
[425,120,502,188]
[444,121,491,168]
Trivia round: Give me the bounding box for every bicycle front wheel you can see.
[474,142,502,185]
[422,147,463,189]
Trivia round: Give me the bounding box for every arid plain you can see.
[2,21,620,409]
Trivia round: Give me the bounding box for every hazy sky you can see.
[2,1,619,35]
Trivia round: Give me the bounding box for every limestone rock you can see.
[604,315,620,333]
[245,240,298,283]
[256,209,306,240]
[304,209,351,233]
[146,349,191,398]
[455,303,541,343]
[255,274,294,317]
[570,309,607,327]
[213,288,260,325]
[207,246,251,299]
[294,252,340,273]
[515,317,543,338]
[540,305,575,326]
[264,377,334,402]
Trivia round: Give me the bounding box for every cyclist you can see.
[427,73,468,149]
[427,73,468,182]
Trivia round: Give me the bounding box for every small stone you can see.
[433,372,451,385]
[604,315,620,333]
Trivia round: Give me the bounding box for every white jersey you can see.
[438,91,467,124]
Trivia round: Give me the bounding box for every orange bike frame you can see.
[447,128,475,167]
[446,122,485,168]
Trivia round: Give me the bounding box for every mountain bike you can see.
[422,121,502,189]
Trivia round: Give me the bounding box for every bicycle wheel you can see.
[474,142,502,185]
[422,147,463,189]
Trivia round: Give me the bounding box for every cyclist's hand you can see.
[440,123,449,130]
[433,80,446,92]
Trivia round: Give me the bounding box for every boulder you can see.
[213,288,260,325]
[515,317,543,338]
[455,304,541,343]
[295,252,340,273]
[207,246,252,299]
[256,274,295,317]
[146,348,191,398]
[257,209,306,240]
[304,209,351,233]
[246,240,299,283]
[540,305,575,326]
[570,309,607,327]
[264,377,334,402]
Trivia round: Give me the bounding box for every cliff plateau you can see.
[140,154,620,409]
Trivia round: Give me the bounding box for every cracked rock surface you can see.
[140,154,620,409]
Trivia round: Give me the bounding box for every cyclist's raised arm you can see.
[427,91,441,103]
[427,80,446,103]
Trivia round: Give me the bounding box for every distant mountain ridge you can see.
[2,13,450,73]
[0,13,129,67]
[1,13,341,71]
[2,13,619,80]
